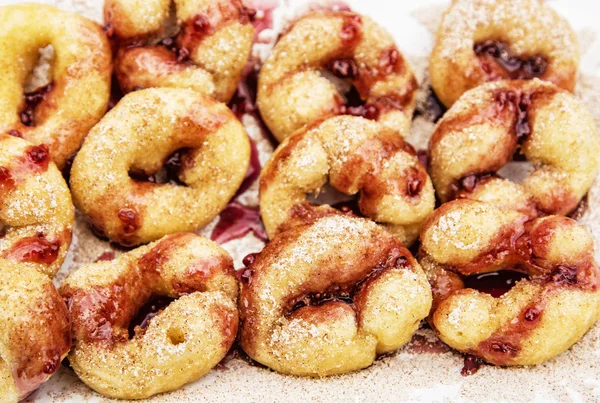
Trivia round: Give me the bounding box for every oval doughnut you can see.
[429,79,600,217]
[0,4,112,169]
[70,88,250,246]
[239,215,432,376]
[419,199,600,366]
[0,134,74,277]
[60,232,238,399]
[259,116,435,246]
[430,0,579,107]
[0,260,71,402]
[105,0,254,102]
[257,10,418,142]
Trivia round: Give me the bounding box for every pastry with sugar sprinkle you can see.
[430,0,579,107]
[257,10,418,142]
[0,4,112,169]
[60,232,238,399]
[105,0,254,102]
[260,115,435,246]
[69,88,250,246]
[239,215,432,376]
[429,79,599,217]
[419,199,600,366]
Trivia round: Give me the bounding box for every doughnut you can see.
[105,0,254,102]
[257,10,418,142]
[419,199,600,366]
[0,259,71,402]
[60,232,238,399]
[70,88,250,246]
[239,215,432,376]
[429,80,600,217]
[0,4,112,169]
[259,116,435,246]
[430,0,579,107]
[0,134,74,277]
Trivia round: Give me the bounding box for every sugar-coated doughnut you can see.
[430,0,579,107]
[105,0,254,102]
[419,200,600,366]
[260,116,434,246]
[257,10,418,142]
[70,88,250,246]
[240,215,432,376]
[429,80,599,217]
[60,232,238,399]
[0,4,112,169]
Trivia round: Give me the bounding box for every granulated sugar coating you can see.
[17,0,600,401]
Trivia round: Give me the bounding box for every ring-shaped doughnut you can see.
[60,232,238,399]
[430,0,579,107]
[0,259,71,402]
[239,215,432,376]
[419,199,600,366]
[105,0,254,102]
[259,116,435,246]
[257,10,418,142]
[0,134,74,277]
[70,88,250,246]
[0,4,112,169]
[429,80,600,217]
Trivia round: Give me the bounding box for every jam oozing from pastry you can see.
[464,271,528,298]
[211,202,267,244]
[461,354,484,376]
[339,86,380,120]
[4,234,61,265]
[20,84,53,127]
[128,148,189,185]
[128,295,175,338]
[117,208,141,234]
[474,40,547,80]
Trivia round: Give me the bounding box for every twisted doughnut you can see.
[60,232,238,399]
[239,215,432,376]
[429,80,600,217]
[105,0,254,102]
[70,88,250,246]
[259,116,435,246]
[257,10,418,142]
[0,260,71,402]
[0,134,74,277]
[419,199,600,366]
[0,4,112,169]
[430,0,579,107]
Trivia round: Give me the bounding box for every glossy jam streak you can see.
[0,167,15,193]
[20,84,53,126]
[329,58,359,79]
[4,235,60,265]
[474,41,547,79]
[211,202,267,244]
[117,208,141,234]
[95,251,116,262]
[128,296,175,338]
[461,354,484,376]
[464,270,528,298]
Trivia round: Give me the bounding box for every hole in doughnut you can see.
[463,270,528,298]
[127,295,175,338]
[167,327,185,345]
[473,40,547,80]
[497,160,534,184]
[128,148,191,186]
[319,68,380,120]
[307,183,356,207]
[20,45,55,127]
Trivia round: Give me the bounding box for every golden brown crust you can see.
[105,0,254,102]
[0,259,71,402]
[428,80,600,217]
[419,199,600,366]
[70,88,250,246]
[430,0,579,107]
[259,116,435,246]
[60,232,239,399]
[0,134,74,277]
[239,215,432,376]
[257,11,418,142]
[0,4,112,169]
